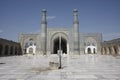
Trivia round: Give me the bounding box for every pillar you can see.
[103,48,105,55]
[13,46,15,55]
[106,47,110,55]
[67,43,69,54]
[8,46,10,56]
[111,46,115,55]
[118,45,120,55]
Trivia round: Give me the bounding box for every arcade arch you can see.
[102,46,120,55]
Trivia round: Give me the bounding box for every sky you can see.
[0,0,120,42]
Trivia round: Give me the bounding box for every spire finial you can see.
[73,9,78,12]
[42,9,46,12]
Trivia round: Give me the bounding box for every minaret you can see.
[41,9,47,55]
[73,9,80,55]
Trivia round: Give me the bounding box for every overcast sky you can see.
[0,0,120,41]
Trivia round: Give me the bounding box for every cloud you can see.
[103,33,120,37]
[47,16,56,20]
[35,30,40,33]
[29,30,40,34]
[0,30,3,33]
[103,32,120,40]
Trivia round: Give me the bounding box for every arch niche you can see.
[51,32,69,54]
[24,38,36,54]
[85,45,97,54]
[85,37,97,54]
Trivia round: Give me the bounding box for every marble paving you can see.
[0,54,120,80]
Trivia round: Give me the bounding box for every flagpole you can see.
[59,33,62,69]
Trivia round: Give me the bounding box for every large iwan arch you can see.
[53,37,67,54]
[51,32,69,54]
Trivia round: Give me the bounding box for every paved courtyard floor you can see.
[0,54,120,80]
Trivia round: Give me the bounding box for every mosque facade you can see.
[18,9,102,55]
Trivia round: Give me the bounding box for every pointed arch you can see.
[24,38,36,54]
[51,32,69,54]
[85,37,97,54]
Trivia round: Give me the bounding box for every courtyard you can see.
[0,54,120,80]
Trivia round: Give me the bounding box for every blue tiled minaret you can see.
[41,9,47,54]
[73,9,80,55]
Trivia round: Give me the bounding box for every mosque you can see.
[1,9,120,56]
[0,9,120,56]
[18,9,102,55]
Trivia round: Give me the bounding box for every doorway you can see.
[53,37,67,54]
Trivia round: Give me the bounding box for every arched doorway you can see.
[53,37,67,54]
[26,46,36,55]
[85,45,97,54]
[93,48,96,54]
[29,48,33,54]
[88,48,91,54]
